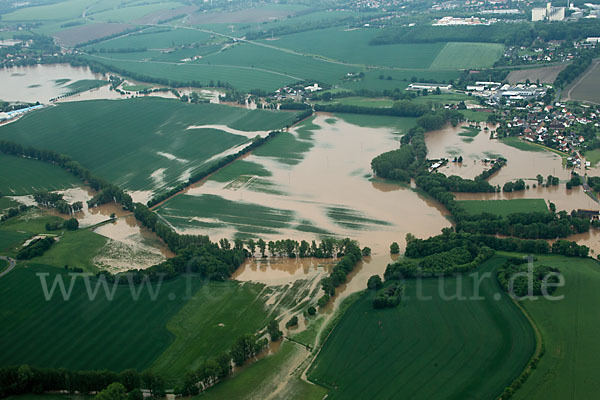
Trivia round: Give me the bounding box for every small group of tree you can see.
[502,179,526,193]
[373,282,404,309]
[496,258,560,297]
[267,319,282,341]
[16,237,55,260]
[476,157,507,181]
[456,210,590,240]
[318,241,363,307]
[0,203,29,222]
[367,275,383,290]
[45,218,78,231]
[285,316,299,329]
[390,242,400,254]
[0,365,144,397]
[405,230,589,259]
[566,173,582,190]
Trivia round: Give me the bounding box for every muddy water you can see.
[0,64,105,103]
[183,113,451,255]
[425,123,572,185]
[233,257,335,285]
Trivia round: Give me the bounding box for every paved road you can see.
[0,256,16,278]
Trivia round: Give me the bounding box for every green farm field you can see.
[308,256,535,399]
[152,280,269,382]
[0,265,268,381]
[0,98,299,193]
[429,42,504,70]
[513,255,600,400]
[85,27,212,50]
[0,154,80,195]
[259,27,446,69]
[457,199,549,217]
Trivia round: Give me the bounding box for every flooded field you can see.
[0,64,224,105]
[426,123,572,185]
[160,114,452,255]
[0,64,106,103]
[9,186,172,272]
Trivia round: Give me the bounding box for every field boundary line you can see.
[499,292,545,400]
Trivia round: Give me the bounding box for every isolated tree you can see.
[267,319,282,341]
[285,315,299,328]
[367,275,383,290]
[257,238,266,257]
[362,246,371,256]
[127,389,143,400]
[390,242,400,254]
[247,239,256,256]
[549,202,556,213]
[96,383,127,400]
[63,218,79,231]
[307,306,316,316]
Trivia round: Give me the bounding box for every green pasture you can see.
[429,42,504,70]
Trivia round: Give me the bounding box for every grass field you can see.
[584,148,600,166]
[458,126,480,137]
[152,281,269,382]
[0,264,269,379]
[429,42,504,70]
[457,199,549,216]
[64,79,108,92]
[30,229,108,273]
[0,98,299,194]
[0,230,30,254]
[513,255,600,400]
[0,258,8,273]
[308,256,535,399]
[332,113,417,131]
[0,154,80,195]
[0,197,21,212]
[0,264,189,371]
[500,137,547,152]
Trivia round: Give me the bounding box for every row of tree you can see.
[16,237,55,260]
[146,119,310,208]
[0,141,134,212]
[33,192,83,215]
[317,240,363,307]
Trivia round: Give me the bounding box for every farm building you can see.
[407,83,452,92]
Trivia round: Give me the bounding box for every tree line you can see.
[147,111,312,208]
[0,141,134,212]
[317,240,363,307]
[554,47,599,89]
[314,100,431,118]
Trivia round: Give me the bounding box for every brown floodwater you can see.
[183,113,452,254]
[232,257,335,285]
[425,123,573,185]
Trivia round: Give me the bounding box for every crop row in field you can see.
[0,264,268,381]
[0,154,80,196]
[0,98,299,194]
[308,256,535,399]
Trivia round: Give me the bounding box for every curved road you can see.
[0,256,16,278]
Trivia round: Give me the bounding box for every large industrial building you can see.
[532,3,566,21]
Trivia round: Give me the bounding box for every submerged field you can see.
[156,114,450,252]
[0,98,299,200]
[514,255,600,400]
[308,256,535,399]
